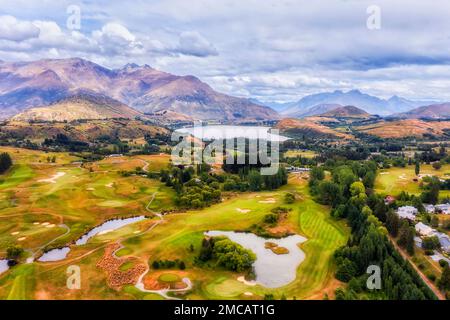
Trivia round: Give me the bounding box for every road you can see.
[389,236,445,300]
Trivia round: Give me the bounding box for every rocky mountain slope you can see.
[0,58,278,121]
[12,92,142,122]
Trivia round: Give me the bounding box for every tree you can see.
[213,238,256,272]
[335,258,357,282]
[0,153,13,174]
[415,161,420,176]
[438,265,450,291]
[431,215,439,228]
[248,169,262,191]
[284,192,295,204]
[422,236,440,250]
[6,245,23,260]
[398,221,415,255]
[318,181,342,207]
[432,162,442,170]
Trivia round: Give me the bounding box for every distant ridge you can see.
[280,89,439,116]
[391,102,450,119]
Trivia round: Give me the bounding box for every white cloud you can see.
[0,15,40,41]
[1,0,450,101]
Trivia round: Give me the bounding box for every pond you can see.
[38,247,71,262]
[75,216,146,245]
[204,230,307,288]
[0,259,9,275]
[176,125,289,142]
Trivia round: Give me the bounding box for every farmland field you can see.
[375,164,450,199]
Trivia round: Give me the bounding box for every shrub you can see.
[439,259,449,268]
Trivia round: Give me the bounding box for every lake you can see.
[75,216,146,245]
[0,259,9,275]
[205,230,307,288]
[176,125,289,142]
[38,247,71,262]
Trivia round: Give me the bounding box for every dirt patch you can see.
[35,290,50,300]
[265,242,289,255]
[97,243,146,291]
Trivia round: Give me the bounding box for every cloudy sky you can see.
[0,0,449,102]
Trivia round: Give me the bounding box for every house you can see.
[397,206,418,221]
[384,195,395,205]
[424,204,435,214]
[415,222,435,237]
[436,232,450,253]
[414,236,423,248]
[435,203,450,214]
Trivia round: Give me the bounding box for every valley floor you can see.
[0,147,349,300]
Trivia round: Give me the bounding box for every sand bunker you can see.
[259,198,276,204]
[46,224,55,228]
[244,292,253,296]
[380,172,389,175]
[86,187,95,191]
[42,222,50,226]
[237,276,257,286]
[33,222,40,225]
[236,208,251,213]
[11,231,19,235]
[18,237,26,241]
[105,183,114,188]
[38,172,66,184]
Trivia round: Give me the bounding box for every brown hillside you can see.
[358,119,450,138]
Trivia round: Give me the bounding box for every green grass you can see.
[6,264,35,300]
[115,247,132,257]
[0,165,34,190]
[375,164,450,199]
[158,273,180,283]
[119,261,135,272]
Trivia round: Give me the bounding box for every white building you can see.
[436,232,450,253]
[435,203,450,215]
[424,204,435,214]
[415,222,435,237]
[397,206,418,221]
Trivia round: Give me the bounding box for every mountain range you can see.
[0,58,278,121]
[391,103,450,119]
[261,90,440,117]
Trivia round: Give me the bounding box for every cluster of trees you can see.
[0,152,13,174]
[309,160,377,212]
[311,161,436,299]
[151,259,186,270]
[196,237,256,272]
[161,165,221,209]
[43,134,89,152]
[222,167,288,192]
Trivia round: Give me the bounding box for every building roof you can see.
[415,222,434,235]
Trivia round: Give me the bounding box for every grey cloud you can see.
[176,31,218,57]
